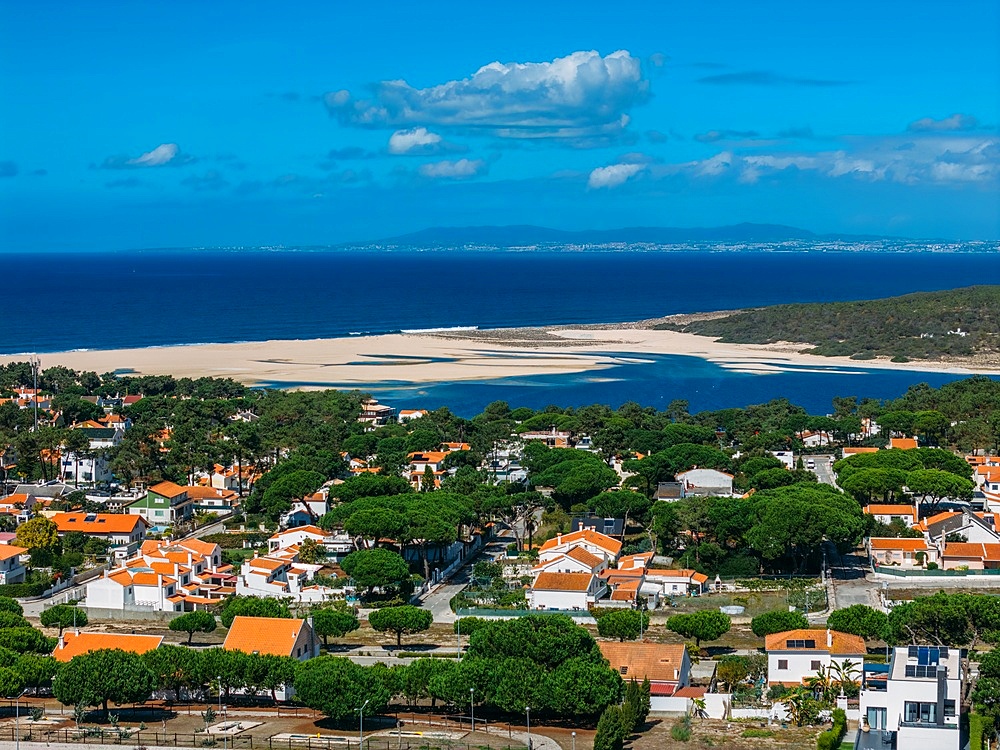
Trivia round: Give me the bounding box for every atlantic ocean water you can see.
[7,250,1000,415]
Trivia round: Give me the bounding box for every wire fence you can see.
[0,727,526,750]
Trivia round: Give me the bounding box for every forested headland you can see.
[655,285,1000,362]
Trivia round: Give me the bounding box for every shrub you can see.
[816,708,847,750]
[742,729,774,738]
[670,716,692,742]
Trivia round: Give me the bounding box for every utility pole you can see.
[32,355,39,431]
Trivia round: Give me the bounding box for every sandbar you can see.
[3,324,998,390]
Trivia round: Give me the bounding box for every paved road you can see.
[418,532,513,624]
[810,454,838,487]
[826,541,878,611]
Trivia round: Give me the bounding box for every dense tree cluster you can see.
[659,285,1000,361]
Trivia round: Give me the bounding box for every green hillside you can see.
[656,285,1000,361]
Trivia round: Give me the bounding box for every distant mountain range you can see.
[375,222,910,246]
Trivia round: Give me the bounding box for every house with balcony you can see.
[126,481,194,526]
[856,645,961,750]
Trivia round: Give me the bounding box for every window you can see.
[811,660,821,670]
[904,702,937,724]
[777,660,788,670]
[944,700,956,718]
[786,639,816,649]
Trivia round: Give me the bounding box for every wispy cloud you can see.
[325,50,650,144]
[907,113,979,132]
[418,158,487,179]
[694,129,760,143]
[697,70,851,87]
[660,133,998,186]
[101,143,196,169]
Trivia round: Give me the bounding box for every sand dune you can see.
[3,326,996,389]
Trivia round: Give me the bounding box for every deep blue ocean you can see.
[8,250,1000,415]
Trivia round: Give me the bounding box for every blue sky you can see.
[1,1,998,250]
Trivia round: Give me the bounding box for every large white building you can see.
[856,646,961,750]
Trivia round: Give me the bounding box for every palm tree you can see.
[830,659,861,696]
[805,665,834,702]
[690,697,708,721]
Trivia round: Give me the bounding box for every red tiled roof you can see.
[868,538,927,551]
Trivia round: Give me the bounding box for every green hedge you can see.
[970,713,988,750]
[817,708,847,750]
[0,579,53,598]
[199,532,268,550]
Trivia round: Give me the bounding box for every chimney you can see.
[58,634,66,649]
[826,628,833,647]
[556,534,562,544]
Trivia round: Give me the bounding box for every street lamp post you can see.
[525,706,531,750]
[357,698,370,750]
[470,688,475,733]
[572,731,576,750]
[15,689,27,750]
[217,676,223,716]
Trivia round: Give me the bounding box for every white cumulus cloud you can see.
[387,127,458,156]
[418,158,487,179]
[587,162,645,189]
[101,143,195,169]
[326,50,649,143]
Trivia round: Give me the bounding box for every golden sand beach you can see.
[3,324,997,389]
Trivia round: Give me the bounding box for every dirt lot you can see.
[631,717,824,750]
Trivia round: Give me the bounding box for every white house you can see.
[863,505,918,528]
[0,545,27,584]
[537,529,622,564]
[644,568,710,597]
[527,571,604,610]
[857,646,961,750]
[85,568,185,611]
[235,547,333,603]
[268,525,327,553]
[765,629,866,687]
[675,468,734,497]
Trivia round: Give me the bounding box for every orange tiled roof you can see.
[407,451,449,463]
[0,494,30,506]
[53,631,163,662]
[843,447,880,455]
[538,529,623,556]
[269,525,325,540]
[890,438,918,450]
[598,641,687,683]
[53,512,147,534]
[148,481,188,498]
[176,538,220,556]
[0,545,26,561]
[565,546,604,568]
[223,616,306,657]
[864,504,918,519]
[868,538,927,551]
[610,587,638,601]
[532,571,595,591]
[764,629,866,655]
[943,542,1000,561]
[246,557,286,571]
